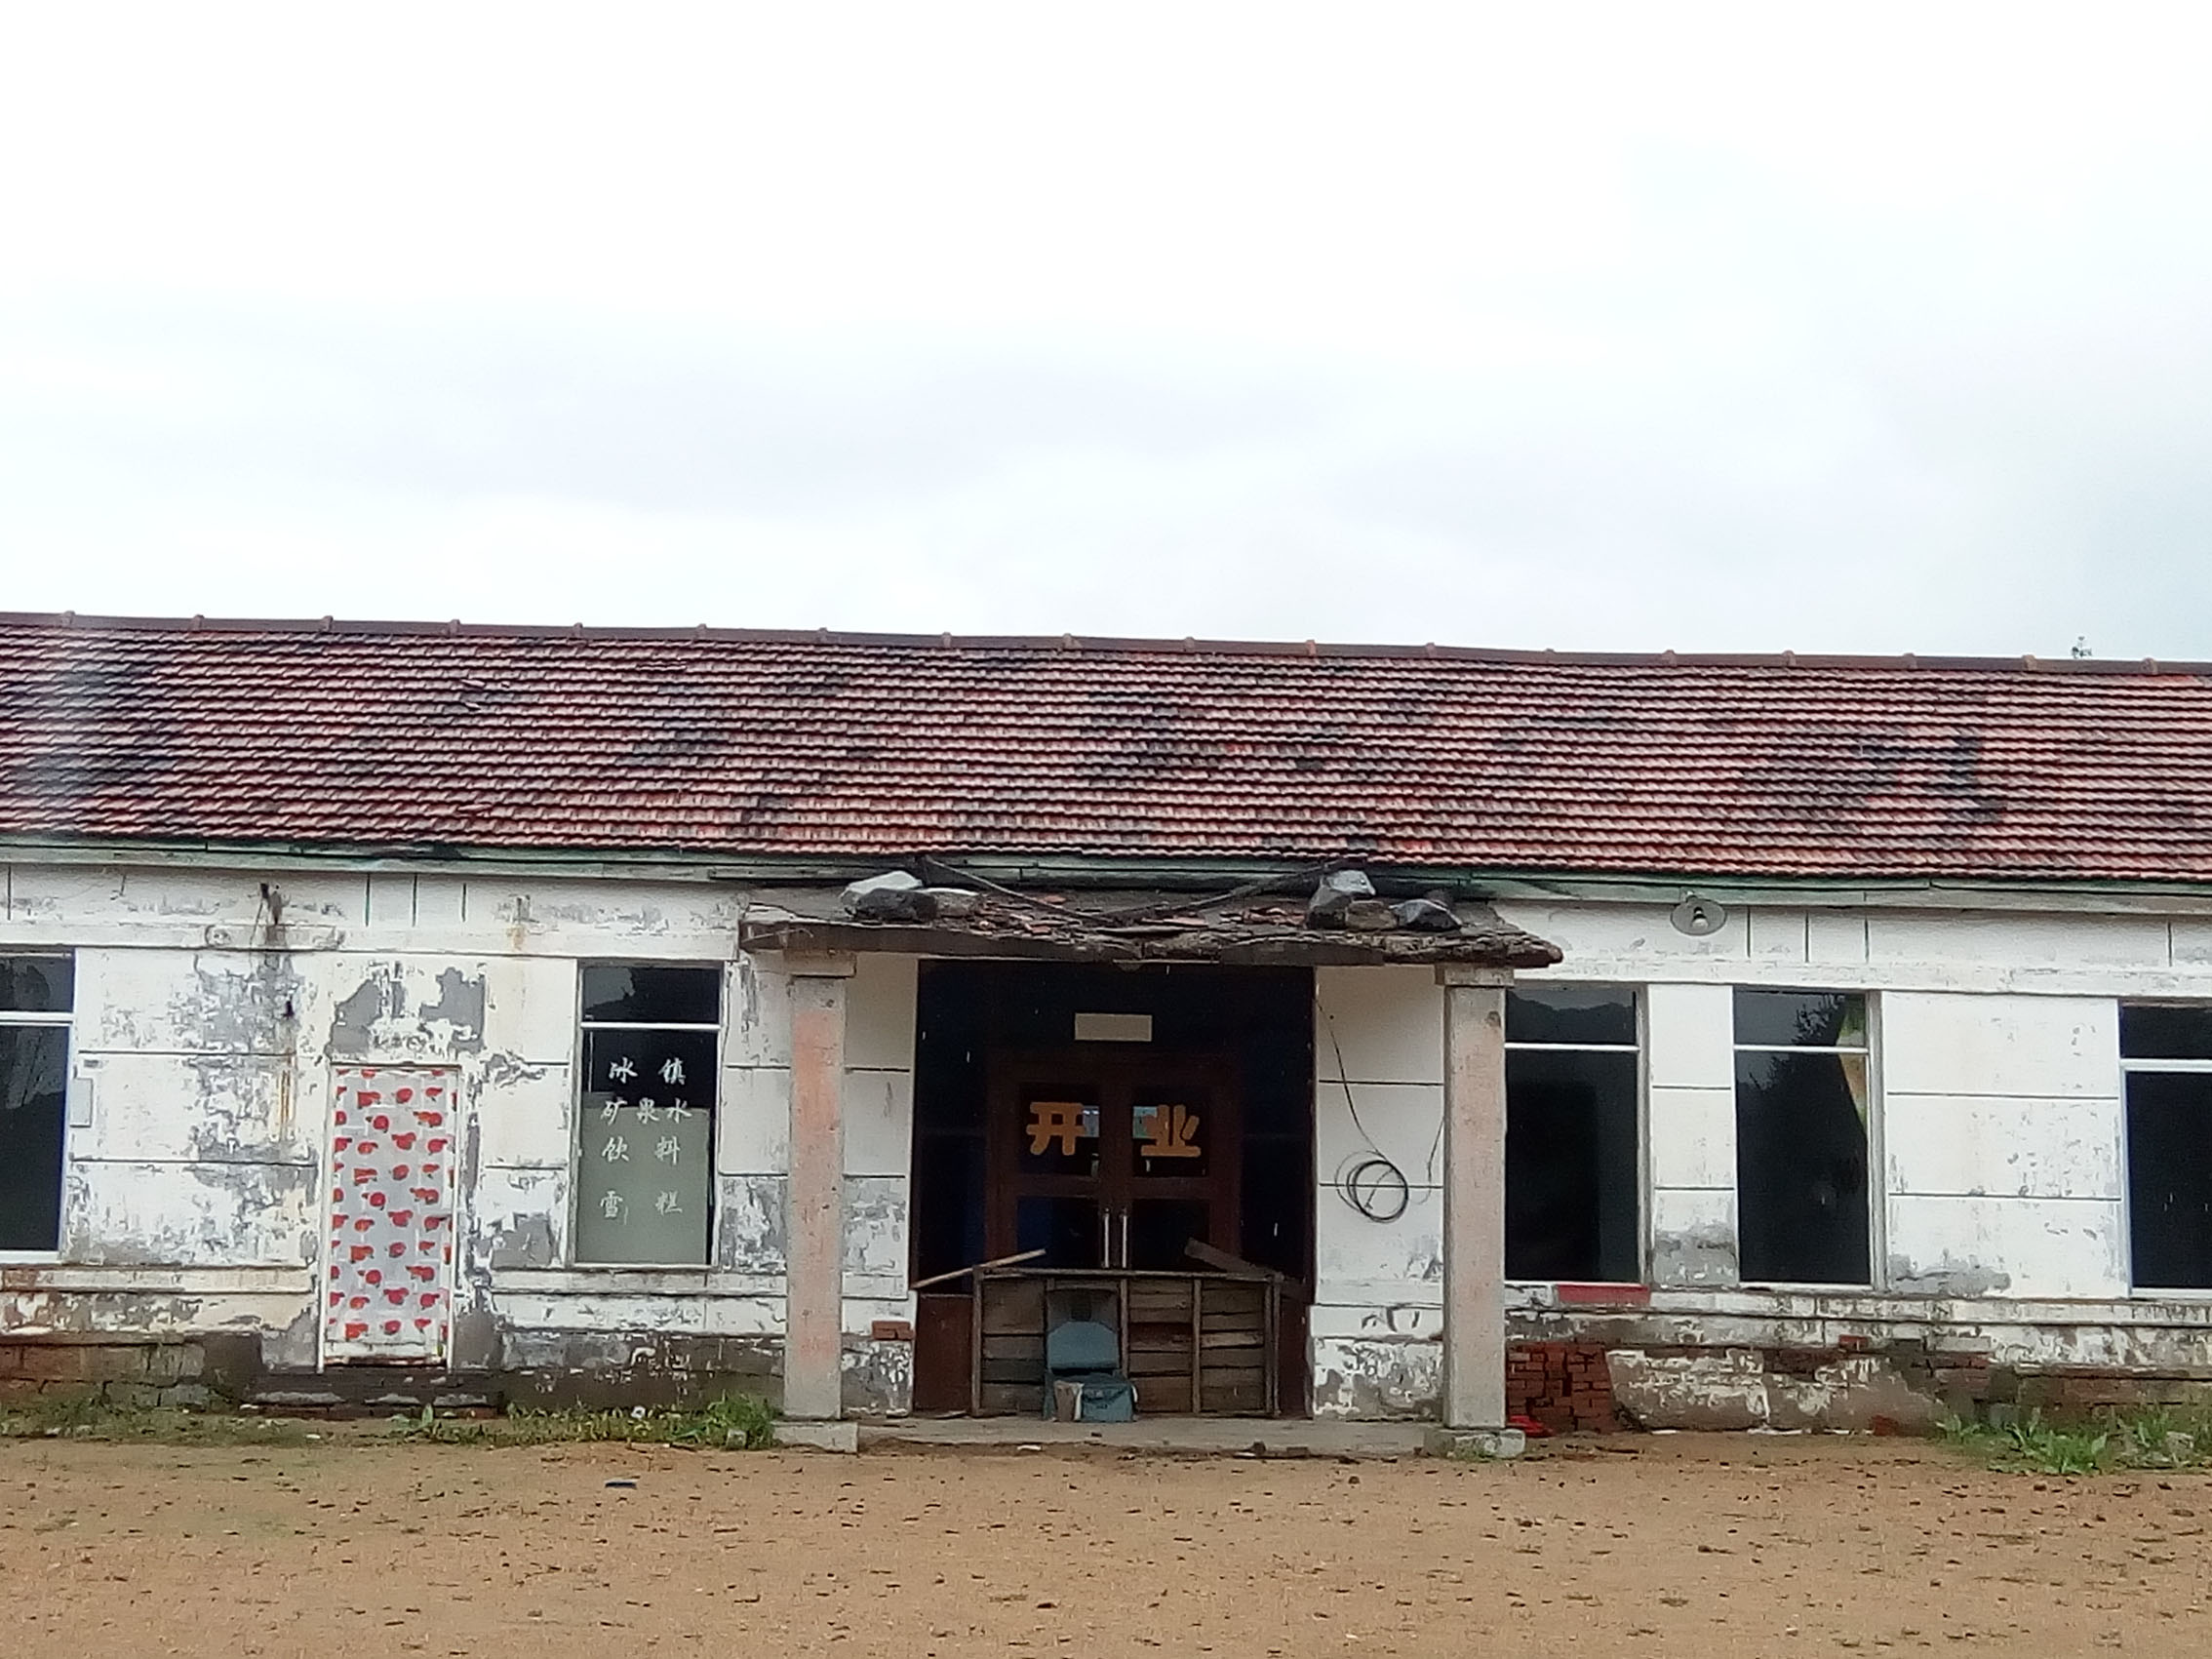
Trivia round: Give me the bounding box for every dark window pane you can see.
[2128,1071,2212,1288]
[912,1134,986,1282]
[1735,1049,1871,1284]
[0,1025,68,1251]
[1015,1196,1100,1268]
[581,965,721,1025]
[2122,1005,2212,1063]
[1128,1198,1211,1271]
[0,957,72,1015]
[1734,989,1866,1048]
[1507,986,1636,1047]
[1242,1134,1310,1282]
[1506,1049,1639,1283]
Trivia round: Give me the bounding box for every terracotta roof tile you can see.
[1,615,2206,883]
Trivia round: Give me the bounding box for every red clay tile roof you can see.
[2,614,2208,884]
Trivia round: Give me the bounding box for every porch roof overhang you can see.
[738,886,1561,969]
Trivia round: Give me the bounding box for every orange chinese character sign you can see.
[1027,1100,1088,1158]
[1139,1102,1203,1159]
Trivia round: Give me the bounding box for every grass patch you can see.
[389,1391,779,1450]
[0,1391,319,1446]
[1939,1405,2211,1477]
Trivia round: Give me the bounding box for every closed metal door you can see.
[324,1066,456,1363]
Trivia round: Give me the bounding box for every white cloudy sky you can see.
[3,4,2210,656]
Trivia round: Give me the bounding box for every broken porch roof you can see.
[739,885,1562,969]
[4,612,2212,885]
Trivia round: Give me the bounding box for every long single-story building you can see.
[4,613,2212,1434]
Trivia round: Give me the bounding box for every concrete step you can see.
[247,1368,499,1416]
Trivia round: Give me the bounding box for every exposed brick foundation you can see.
[1507,1342,1630,1435]
[0,1335,257,1409]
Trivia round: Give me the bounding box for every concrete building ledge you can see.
[775,1420,861,1453]
[1423,1427,1528,1459]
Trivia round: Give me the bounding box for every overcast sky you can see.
[4,6,2210,657]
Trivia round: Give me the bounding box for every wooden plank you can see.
[1137,1378,1193,1413]
[911,1247,1046,1292]
[1126,1350,1194,1377]
[981,1280,1046,1335]
[981,1357,1047,1384]
[969,1276,983,1416]
[1184,1240,1282,1279]
[979,1382,1046,1415]
[1265,1279,1279,1417]
[1132,1326,1203,1354]
[1205,1284,1266,1316]
[1126,1290,1194,1318]
[981,1335,1045,1363]
[912,1294,973,1416]
[1191,1274,1205,1414]
[1200,1309,1266,1331]
[1200,1329,1266,1351]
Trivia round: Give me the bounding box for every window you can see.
[1505,985,1640,1283]
[0,955,72,1254]
[2122,1004,2212,1290]
[1733,989,1872,1285]
[573,965,721,1266]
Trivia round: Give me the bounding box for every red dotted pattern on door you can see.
[325,1067,455,1363]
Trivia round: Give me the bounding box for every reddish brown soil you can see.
[4,1432,2206,1656]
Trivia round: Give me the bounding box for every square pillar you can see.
[1437,965,1511,1431]
[784,952,854,1421]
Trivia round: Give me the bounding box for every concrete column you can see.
[1437,965,1511,1435]
[784,953,854,1421]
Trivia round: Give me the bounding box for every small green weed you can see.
[1939,1405,2212,1478]
[390,1392,778,1450]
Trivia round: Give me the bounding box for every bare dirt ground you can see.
[4,1431,2207,1657]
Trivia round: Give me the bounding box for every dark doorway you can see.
[909,961,1314,1415]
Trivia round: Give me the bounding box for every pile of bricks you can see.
[1507,1341,1627,1435]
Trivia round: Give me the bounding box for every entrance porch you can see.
[742,875,1558,1432]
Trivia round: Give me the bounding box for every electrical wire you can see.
[1318,989,1414,1223]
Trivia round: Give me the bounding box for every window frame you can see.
[1730,986,1883,1292]
[569,961,726,1271]
[0,952,76,1264]
[2118,1001,2212,1297]
[1500,982,1647,1287]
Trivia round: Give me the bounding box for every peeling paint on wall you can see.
[842,1337,913,1415]
[840,1178,907,1277]
[176,954,304,1055]
[1606,1348,1943,1433]
[61,1163,319,1268]
[1651,1223,1741,1287]
[1886,1254,2014,1297]
[329,962,486,1056]
[715,1175,788,1273]
[1311,1336,1442,1419]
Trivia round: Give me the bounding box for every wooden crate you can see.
[972,1269,1279,1418]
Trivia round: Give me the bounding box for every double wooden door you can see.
[987,1049,1240,1273]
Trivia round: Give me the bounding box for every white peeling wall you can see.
[1642,983,1737,1288]
[1488,896,2212,1372]
[1311,966,1446,1417]
[1880,993,2126,1299]
[2,859,931,1390]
